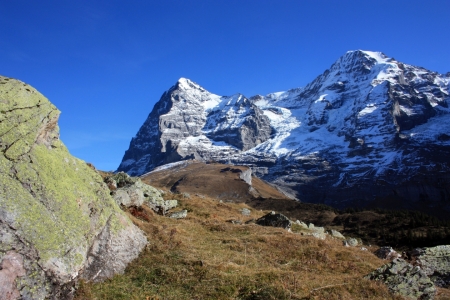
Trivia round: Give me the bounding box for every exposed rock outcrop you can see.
[105,172,177,214]
[0,76,147,299]
[409,245,450,288]
[365,258,436,299]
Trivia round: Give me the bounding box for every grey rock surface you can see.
[204,95,272,151]
[169,210,188,219]
[239,168,252,185]
[365,258,436,300]
[241,208,251,216]
[106,172,177,214]
[345,238,359,247]
[330,229,345,239]
[409,245,450,287]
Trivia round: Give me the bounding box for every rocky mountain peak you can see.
[176,77,206,92]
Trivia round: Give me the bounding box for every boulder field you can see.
[0,76,147,299]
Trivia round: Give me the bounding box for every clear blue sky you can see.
[1,0,449,171]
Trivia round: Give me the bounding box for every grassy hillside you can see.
[141,161,289,201]
[75,192,404,299]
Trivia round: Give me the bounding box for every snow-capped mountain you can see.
[118,50,450,213]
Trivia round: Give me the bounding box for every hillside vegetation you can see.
[75,192,405,299]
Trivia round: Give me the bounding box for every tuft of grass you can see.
[75,194,407,300]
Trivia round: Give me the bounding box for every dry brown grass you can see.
[141,161,288,201]
[75,193,407,300]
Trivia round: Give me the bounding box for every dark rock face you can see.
[365,258,436,299]
[256,211,292,229]
[118,51,450,215]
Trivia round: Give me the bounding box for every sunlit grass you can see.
[75,193,403,300]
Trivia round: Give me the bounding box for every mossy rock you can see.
[0,75,147,299]
[365,258,436,299]
[106,172,177,213]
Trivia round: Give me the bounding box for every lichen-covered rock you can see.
[256,211,292,229]
[409,245,450,287]
[0,76,147,299]
[365,258,436,299]
[106,172,178,213]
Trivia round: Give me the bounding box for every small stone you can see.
[330,229,345,239]
[295,220,308,228]
[345,238,359,247]
[169,210,188,219]
[241,208,251,216]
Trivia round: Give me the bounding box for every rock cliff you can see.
[118,79,272,175]
[0,75,147,299]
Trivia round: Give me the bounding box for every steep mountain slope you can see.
[118,50,450,214]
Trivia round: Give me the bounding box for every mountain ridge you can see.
[118,50,450,215]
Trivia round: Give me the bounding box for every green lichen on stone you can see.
[365,258,436,299]
[0,75,141,293]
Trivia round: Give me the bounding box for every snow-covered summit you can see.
[176,77,205,91]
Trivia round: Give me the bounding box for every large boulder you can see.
[256,211,292,229]
[409,245,450,288]
[0,76,147,299]
[365,258,436,299]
